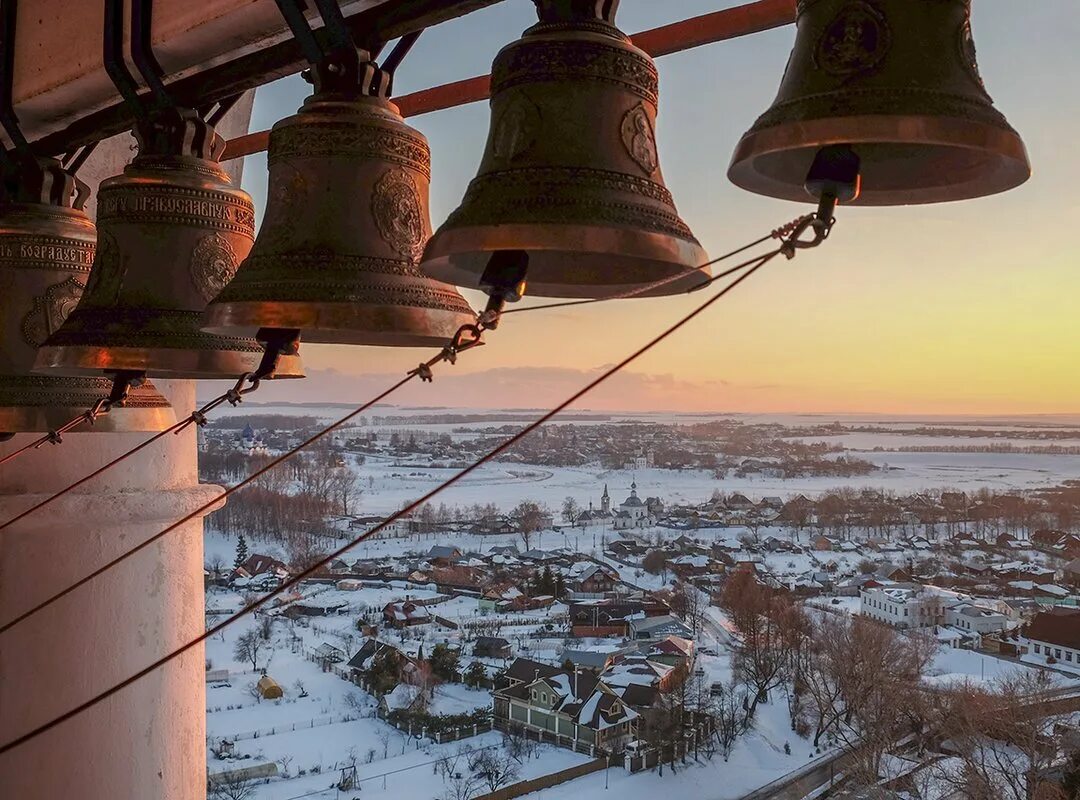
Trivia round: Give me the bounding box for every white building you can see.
[861,584,1008,639]
[613,481,650,530]
[944,602,1010,636]
[861,585,950,629]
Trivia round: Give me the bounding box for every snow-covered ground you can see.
[922,647,1078,689]
[320,451,1080,521]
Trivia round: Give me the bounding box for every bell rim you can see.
[421,224,711,299]
[32,345,305,381]
[728,114,1031,206]
[201,302,478,348]
[0,404,177,434]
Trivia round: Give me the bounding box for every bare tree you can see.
[723,574,787,720]
[562,496,581,524]
[234,628,265,672]
[932,671,1067,800]
[207,554,225,580]
[468,748,520,793]
[332,468,362,516]
[512,500,548,550]
[377,729,392,760]
[208,773,257,800]
[710,681,749,761]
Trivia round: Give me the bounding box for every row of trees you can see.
[720,571,1080,797]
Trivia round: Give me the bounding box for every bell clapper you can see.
[253,328,302,382]
[778,145,863,258]
[478,250,530,330]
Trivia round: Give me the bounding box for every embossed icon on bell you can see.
[34,111,304,380]
[202,83,476,347]
[420,0,709,299]
[0,158,174,433]
[728,0,1030,205]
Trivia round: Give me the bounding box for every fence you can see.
[493,718,598,757]
[375,708,494,744]
[217,713,358,743]
[624,749,660,773]
[472,758,606,800]
[207,762,279,783]
[432,720,493,744]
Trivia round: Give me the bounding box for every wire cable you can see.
[0,247,779,755]
[0,384,258,533]
[0,407,98,467]
[0,220,802,527]
[0,373,417,637]
[500,216,808,317]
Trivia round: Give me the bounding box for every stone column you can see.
[0,93,253,800]
[0,379,219,800]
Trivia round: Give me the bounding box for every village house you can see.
[493,658,638,754]
[628,614,694,641]
[473,636,512,660]
[574,563,619,595]
[382,600,431,628]
[231,553,290,585]
[861,584,955,629]
[569,600,643,637]
[1021,608,1080,669]
[861,584,1009,642]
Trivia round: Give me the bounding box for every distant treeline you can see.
[206,414,324,431]
[882,444,1080,455]
[841,424,1080,439]
[369,413,612,426]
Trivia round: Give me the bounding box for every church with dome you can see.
[574,481,655,530]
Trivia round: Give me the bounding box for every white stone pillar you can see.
[0,379,220,800]
[0,92,252,800]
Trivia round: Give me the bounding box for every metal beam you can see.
[19,0,501,157]
[222,0,798,162]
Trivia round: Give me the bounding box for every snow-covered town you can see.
[197,408,1080,799]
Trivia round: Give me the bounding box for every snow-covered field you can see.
[320,451,1080,521]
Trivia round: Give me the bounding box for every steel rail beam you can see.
[23,0,501,157]
[222,0,797,162]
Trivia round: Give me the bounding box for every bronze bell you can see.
[421,0,709,299]
[35,110,304,379]
[202,86,476,346]
[728,0,1030,206]
[0,158,174,433]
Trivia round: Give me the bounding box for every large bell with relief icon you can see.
[35,110,303,379]
[0,157,174,433]
[728,0,1030,206]
[203,72,476,346]
[420,0,708,299]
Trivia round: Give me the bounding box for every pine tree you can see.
[234,532,248,570]
[554,571,566,599]
[541,565,554,595]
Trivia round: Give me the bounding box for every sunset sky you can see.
[239,0,1080,415]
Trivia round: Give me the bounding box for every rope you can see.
[0,247,780,755]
